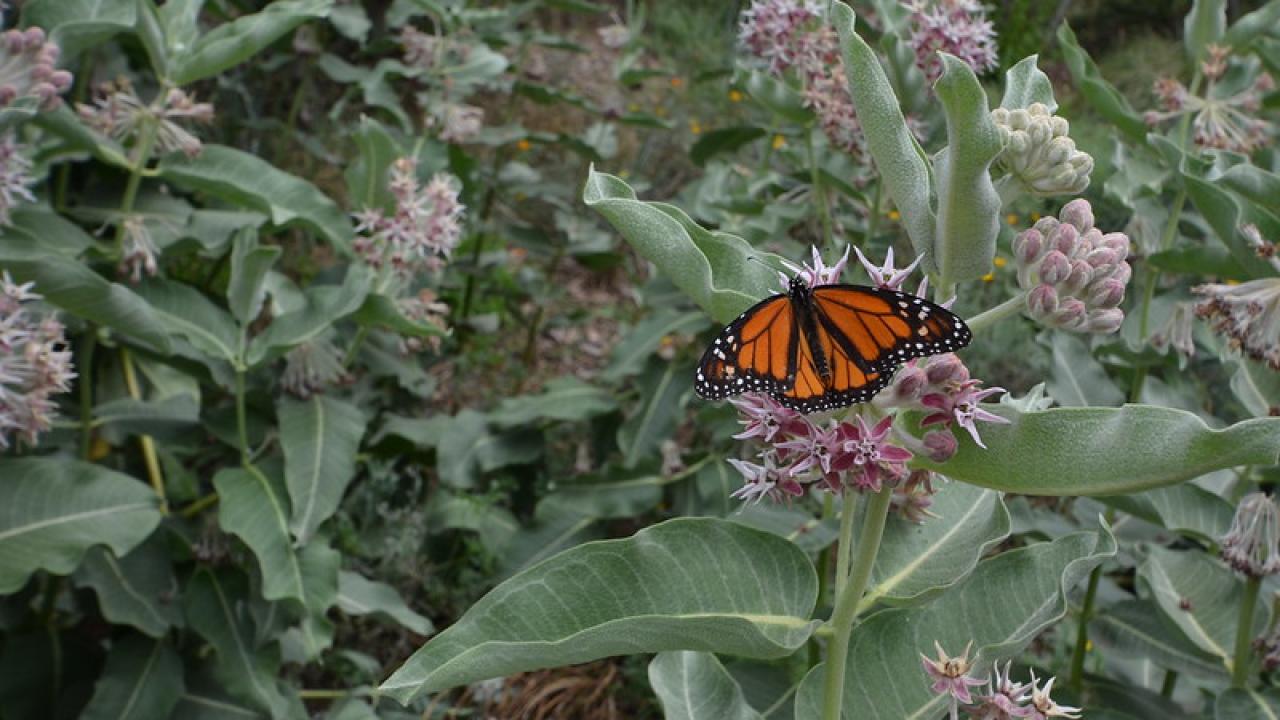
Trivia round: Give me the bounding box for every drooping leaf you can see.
[160,144,352,251]
[434,410,542,489]
[932,54,1003,284]
[345,116,400,210]
[73,541,181,638]
[22,0,136,61]
[1047,332,1125,407]
[227,230,281,326]
[617,360,688,468]
[913,405,1280,495]
[379,518,819,702]
[214,466,306,604]
[604,309,710,381]
[491,377,617,428]
[92,395,201,436]
[136,280,240,363]
[831,2,935,261]
[0,459,162,593]
[1216,689,1280,720]
[1056,23,1147,143]
[860,482,1010,610]
[170,0,334,85]
[1182,174,1280,280]
[337,570,434,636]
[690,126,767,167]
[1097,484,1234,542]
[278,395,367,545]
[1184,0,1226,62]
[794,528,1115,718]
[649,652,765,720]
[246,268,371,366]
[1091,599,1228,680]
[1222,0,1280,50]
[80,635,184,720]
[583,167,781,323]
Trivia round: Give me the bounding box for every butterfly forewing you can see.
[694,282,972,415]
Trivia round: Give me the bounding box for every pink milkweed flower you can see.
[830,414,913,492]
[854,245,924,291]
[776,419,840,478]
[728,455,804,503]
[730,392,809,443]
[921,640,987,718]
[970,661,1034,719]
[779,244,850,290]
[922,380,1008,448]
[1026,673,1082,719]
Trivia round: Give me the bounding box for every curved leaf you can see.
[618,360,687,468]
[337,570,434,636]
[1091,599,1228,680]
[1000,55,1057,112]
[649,652,764,720]
[214,466,305,604]
[80,635,184,720]
[831,2,935,261]
[583,167,780,323]
[933,54,1002,284]
[1098,484,1234,542]
[1216,689,1280,720]
[1223,1,1280,50]
[136,280,239,363]
[73,542,181,638]
[913,405,1280,496]
[492,377,618,428]
[160,144,352,251]
[0,459,161,593]
[1184,0,1226,62]
[860,482,1010,610]
[279,395,366,545]
[379,518,819,702]
[691,126,767,167]
[796,528,1115,719]
[1056,23,1147,143]
[246,268,371,366]
[171,0,333,85]
[22,0,136,61]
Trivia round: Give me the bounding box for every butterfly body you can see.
[695,278,971,414]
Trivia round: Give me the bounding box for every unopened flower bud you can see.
[1039,251,1071,285]
[922,430,958,462]
[1013,228,1043,266]
[1051,298,1087,330]
[1084,308,1124,334]
[1027,284,1059,316]
[1049,224,1079,256]
[1221,492,1280,578]
[993,104,1093,197]
[925,353,967,385]
[1061,260,1093,295]
[1087,278,1126,309]
[892,363,928,402]
[1060,198,1094,232]
[1085,247,1119,269]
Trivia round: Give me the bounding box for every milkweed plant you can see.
[2,1,1280,719]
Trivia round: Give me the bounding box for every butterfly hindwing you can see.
[694,294,796,400]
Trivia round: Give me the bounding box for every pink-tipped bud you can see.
[0,86,17,106]
[22,27,46,48]
[2,30,23,54]
[1088,278,1126,309]
[1085,247,1118,269]
[923,430,958,462]
[1060,198,1094,232]
[1112,261,1133,285]
[1039,251,1071,285]
[892,364,928,402]
[50,70,72,91]
[1052,298,1088,330]
[1101,232,1130,257]
[925,353,967,386]
[1027,283,1059,316]
[1062,260,1094,294]
[1085,308,1124,334]
[1013,229,1044,266]
[28,64,52,82]
[1049,224,1079,256]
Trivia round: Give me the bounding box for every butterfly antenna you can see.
[747,254,791,275]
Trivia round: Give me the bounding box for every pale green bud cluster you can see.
[991,103,1092,197]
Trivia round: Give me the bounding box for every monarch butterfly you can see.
[695,276,972,413]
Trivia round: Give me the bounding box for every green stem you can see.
[79,332,96,460]
[1160,670,1178,698]
[1069,563,1103,692]
[235,369,251,466]
[342,326,369,368]
[820,487,894,720]
[807,129,834,247]
[179,493,220,518]
[1232,575,1262,688]
[834,493,859,597]
[966,292,1027,334]
[1130,186,1187,403]
[112,117,161,250]
[121,349,167,515]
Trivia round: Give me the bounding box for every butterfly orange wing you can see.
[695,294,797,400]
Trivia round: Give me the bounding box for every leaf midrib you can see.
[0,503,154,542]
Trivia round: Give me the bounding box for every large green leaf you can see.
[278,395,366,545]
[1091,599,1228,680]
[1184,0,1226,62]
[80,635,184,720]
[433,410,542,489]
[1047,332,1124,407]
[227,230,280,326]
[73,542,181,638]
[932,54,1003,284]
[337,570,434,636]
[379,518,819,702]
[171,0,332,84]
[184,568,292,718]
[246,268,371,366]
[160,145,352,251]
[649,652,765,720]
[1138,547,1267,670]
[0,459,161,593]
[345,116,400,210]
[831,2,935,261]
[491,377,617,427]
[214,466,306,604]
[0,242,170,354]
[913,405,1280,495]
[1056,23,1147,143]
[583,168,780,323]
[22,0,136,61]
[859,482,1010,610]
[1216,689,1280,720]
[618,360,687,468]
[1098,484,1234,541]
[136,281,240,364]
[1183,174,1280,280]
[605,309,710,381]
[794,529,1115,719]
[1223,0,1280,50]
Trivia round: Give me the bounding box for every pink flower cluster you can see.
[1146,45,1274,154]
[353,157,465,278]
[738,0,864,156]
[0,274,75,449]
[905,0,999,83]
[887,352,1007,451]
[0,27,72,112]
[78,80,215,158]
[923,643,1082,720]
[0,132,34,226]
[1013,199,1132,335]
